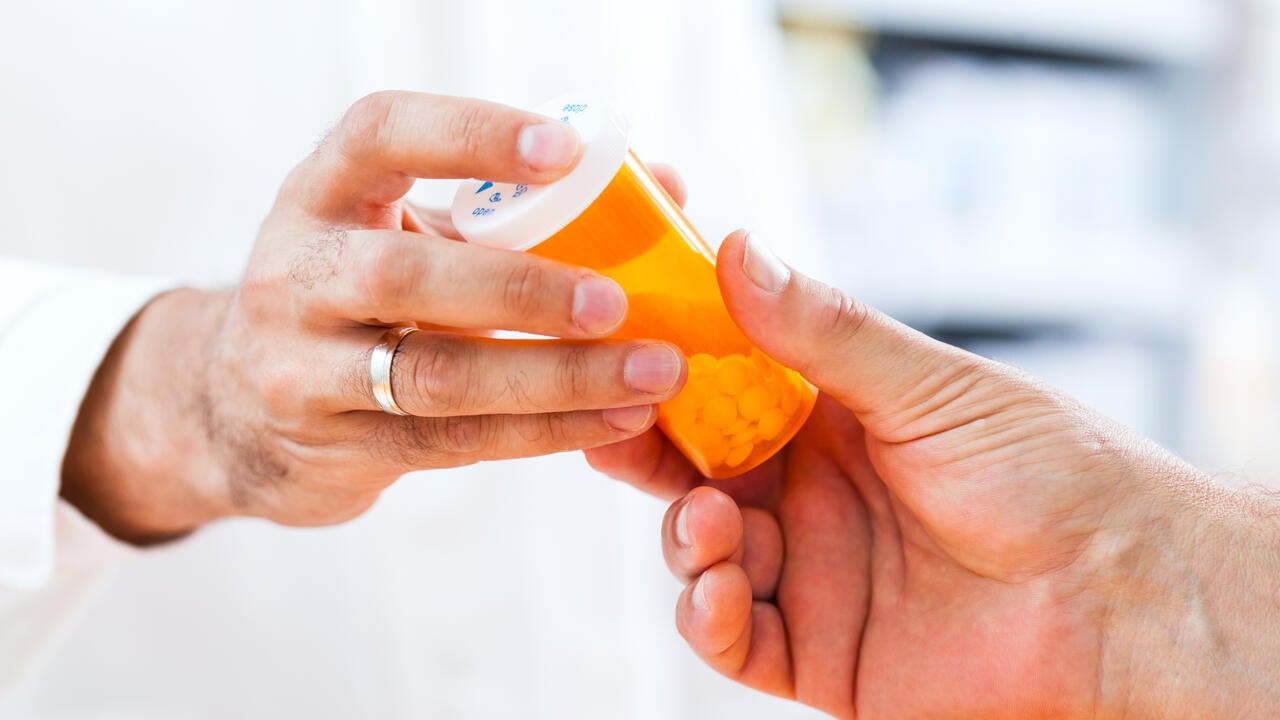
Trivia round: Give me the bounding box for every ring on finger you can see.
[370,326,419,416]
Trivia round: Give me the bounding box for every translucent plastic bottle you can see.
[452,95,816,478]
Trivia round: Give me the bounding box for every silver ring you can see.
[370,326,418,416]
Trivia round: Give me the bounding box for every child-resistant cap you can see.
[452,94,631,252]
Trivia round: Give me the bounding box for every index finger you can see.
[289,91,583,222]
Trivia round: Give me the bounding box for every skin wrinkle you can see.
[407,335,473,415]
[368,415,448,469]
[822,287,871,346]
[513,412,552,444]
[903,401,1068,469]
[440,101,490,175]
[871,357,995,442]
[502,262,548,323]
[848,469,876,719]
[504,369,542,413]
[366,418,419,467]
[436,413,484,456]
[875,459,910,605]
[556,345,591,403]
[772,431,864,716]
[1091,582,1109,720]
[741,474,802,698]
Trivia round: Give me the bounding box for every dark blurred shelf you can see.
[778,0,1229,66]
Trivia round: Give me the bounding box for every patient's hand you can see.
[588,231,1280,719]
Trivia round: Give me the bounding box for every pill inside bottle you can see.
[452,96,816,479]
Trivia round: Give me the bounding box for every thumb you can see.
[717,231,989,442]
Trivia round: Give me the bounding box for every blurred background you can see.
[776,0,1280,477]
[1,0,1278,718]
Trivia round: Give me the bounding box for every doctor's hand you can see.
[587,231,1280,719]
[61,91,689,544]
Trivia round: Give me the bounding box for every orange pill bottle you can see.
[452,96,816,478]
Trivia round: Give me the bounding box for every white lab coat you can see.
[0,1,823,717]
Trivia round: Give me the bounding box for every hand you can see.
[62,91,690,543]
[588,231,1280,718]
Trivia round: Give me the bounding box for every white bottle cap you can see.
[451,95,631,252]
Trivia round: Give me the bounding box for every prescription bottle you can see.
[452,96,816,479]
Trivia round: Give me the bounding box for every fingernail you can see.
[572,275,627,335]
[691,574,712,611]
[674,501,693,548]
[624,344,683,395]
[742,233,790,294]
[603,405,655,433]
[519,122,581,172]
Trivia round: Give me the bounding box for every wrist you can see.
[61,287,236,544]
[1095,454,1280,718]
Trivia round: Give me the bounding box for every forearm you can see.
[1100,465,1280,718]
[60,288,235,545]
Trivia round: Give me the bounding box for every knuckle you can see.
[234,278,280,327]
[514,414,550,444]
[536,413,572,447]
[402,336,476,414]
[501,262,548,322]
[433,416,487,455]
[254,364,305,418]
[277,163,311,204]
[503,370,538,412]
[820,287,872,344]
[350,237,414,310]
[541,413,579,447]
[516,413,583,450]
[442,101,489,164]
[244,345,307,415]
[555,346,592,403]
[371,417,444,468]
[338,91,399,157]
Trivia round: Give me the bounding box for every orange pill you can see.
[716,355,752,395]
[690,420,720,445]
[737,385,772,422]
[689,353,718,376]
[682,373,716,404]
[723,418,751,436]
[757,408,787,441]
[724,443,753,468]
[701,435,731,468]
[664,390,700,427]
[690,421,730,466]
[700,394,738,430]
[729,426,758,447]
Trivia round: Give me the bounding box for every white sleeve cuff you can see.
[0,265,174,589]
[0,501,138,695]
